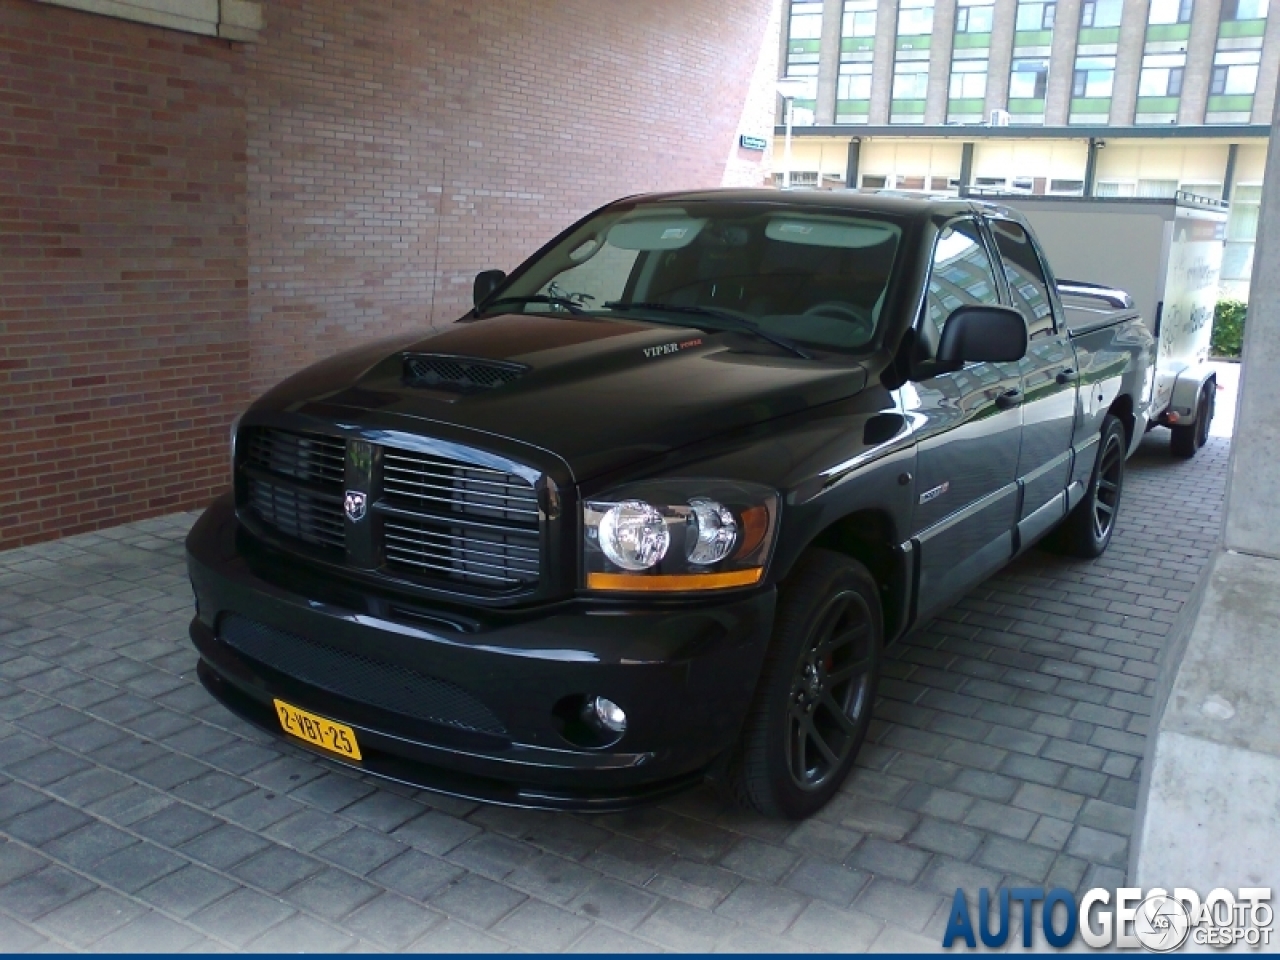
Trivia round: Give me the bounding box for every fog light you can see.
[587,696,627,734]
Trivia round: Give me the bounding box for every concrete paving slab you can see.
[0,428,1231,951]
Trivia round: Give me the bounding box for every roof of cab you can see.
[617,187,1019,223]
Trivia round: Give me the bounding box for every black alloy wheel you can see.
[725,550,883,819]
[1091,427,1124,543]
[1050,413,1126,558]
[786,589,875,791]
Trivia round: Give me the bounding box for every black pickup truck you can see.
[187,190,1154,819]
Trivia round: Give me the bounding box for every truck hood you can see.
[254,314,870,481]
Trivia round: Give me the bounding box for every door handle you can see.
[1056,368,1078,385]
[995,387,1023,410]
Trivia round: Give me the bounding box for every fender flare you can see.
[1168,363,1217,424]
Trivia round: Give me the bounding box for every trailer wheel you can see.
[1049,414,1125,558]
[1170,383,1213,459]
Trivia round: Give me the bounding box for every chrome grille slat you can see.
[382,447,540,531]
[383,516,540,589]
[247,478,345,551]
[383,528,539,558]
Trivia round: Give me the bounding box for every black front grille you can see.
[404,354,527,391]
[237,426,545,597]
[246,479,345,552]
[220,614,507,735]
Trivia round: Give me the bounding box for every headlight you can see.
[584,480,778,593]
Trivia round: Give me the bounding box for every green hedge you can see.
[1212,299,1247,358]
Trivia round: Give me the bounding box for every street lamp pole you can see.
[775,77,811,191]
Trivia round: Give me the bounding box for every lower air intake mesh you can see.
[219,614,507,735]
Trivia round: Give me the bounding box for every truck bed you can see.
[1057,280,1143,337]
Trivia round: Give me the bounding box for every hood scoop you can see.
[402,354,528,393]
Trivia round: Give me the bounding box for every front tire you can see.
[1051,414,1126,558]
[727,550,882,819]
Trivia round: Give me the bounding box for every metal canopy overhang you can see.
[771,124,1271,141]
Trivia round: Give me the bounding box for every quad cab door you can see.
[986,217,1079,547]
[902,218,1025,622]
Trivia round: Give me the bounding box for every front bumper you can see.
[186,495,777,811]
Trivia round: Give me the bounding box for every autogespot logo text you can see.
[942,886,1274,951]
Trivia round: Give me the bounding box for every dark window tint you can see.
[924,219,1001,344]
[990,219,1056,337]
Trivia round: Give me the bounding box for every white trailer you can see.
[983,192,1228,458]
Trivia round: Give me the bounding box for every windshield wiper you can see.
[603,301,812,359]
[481,295,587,316]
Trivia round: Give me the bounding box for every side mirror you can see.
[473,269,506,309]
[936,305,1028,370]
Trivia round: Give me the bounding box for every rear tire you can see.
[1170,383,1213,459]
[726,550,882,819]
[1051,414,1126,559]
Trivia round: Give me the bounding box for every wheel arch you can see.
[797,509,910,643]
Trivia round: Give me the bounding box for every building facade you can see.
[775,0,1275,297]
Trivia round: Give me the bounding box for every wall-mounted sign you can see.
[739,135,768,152]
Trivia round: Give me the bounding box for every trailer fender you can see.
[1168,363,1217,423]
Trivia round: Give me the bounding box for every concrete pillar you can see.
[845,137,861,186]
[1044,0,1083,126]
[1109,0,1149,126]
[984,0,1019,115]
[1253,9,1280,125]
[815,0,844,124]
[1223,122,1280,556]
[1179,0,1224,125]
[1132,88,1280,893]
[1223,142,1239,201]
[925,0,958,125]
[869,0,900,124]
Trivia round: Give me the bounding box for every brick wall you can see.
[245,0,778,395]
[0,0,777,550]
[0,0,247,549]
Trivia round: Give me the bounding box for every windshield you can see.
[487,202,904,353]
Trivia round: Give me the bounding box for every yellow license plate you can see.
[273,699,362,760]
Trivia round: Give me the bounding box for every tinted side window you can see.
[923,219,1001,345]
[990,219,1056,338]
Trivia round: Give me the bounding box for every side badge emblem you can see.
[344,490,368,522]
[919,481,950,505]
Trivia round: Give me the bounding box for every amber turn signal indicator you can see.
[587,568,763,592]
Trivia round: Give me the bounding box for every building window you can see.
[786,0,824,77]
[949,59,989,98]
[1095,181,1137,197]
[842,0,877,37]
[1148,0,1194,23]
[1073,56,1117,97]
[862,174,889,188]
[1015,1,1057,30]
[898,0,935,36]
[1010,58,1050,97]
[1221,0,1269,19]
[893,61,931,99]
[1080,0,1123,27]
[1211,50,1262,94]
[1139,54,1186,95]
[1223,183,1262,280]
[838,63,873,100]
[956,0,996,32]
[1180,182,1224,200]
[1049,179,1086,195]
